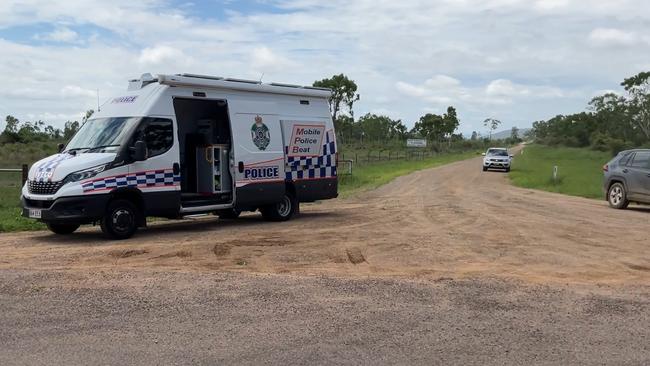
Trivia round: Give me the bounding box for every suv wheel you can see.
[100,199,139,239]
[261,193,298,222]
[47,223,80,235]
[608,182,629,209]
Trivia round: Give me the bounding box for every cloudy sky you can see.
[1,0,649,136]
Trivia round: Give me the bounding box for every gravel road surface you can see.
[0,152,648,365]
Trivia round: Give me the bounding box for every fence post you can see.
[22,164,28,185]
[355,153,358,165]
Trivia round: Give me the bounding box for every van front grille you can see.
[28,180,64,195]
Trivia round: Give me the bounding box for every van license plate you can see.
[29,209,42,219]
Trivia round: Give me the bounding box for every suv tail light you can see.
[603,164,609,172]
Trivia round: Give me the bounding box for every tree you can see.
[442,106,460,141]
[0,115,20,143]
[621,71,650,140]
[483,118,501,140]
[313,74,360,121]
[356,114,408,143]
[63,121,80,140]
[82,109,94,124]
[4,115,19,133]
[411,106,460,145]
[412,113,445,142]
[470,131,478,141]
[510,126,519,141]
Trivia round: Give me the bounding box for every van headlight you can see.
[63,165,107,184]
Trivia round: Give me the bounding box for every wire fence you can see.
[338,149,452,166]
[0,146,478,185]
[0,166,28,187]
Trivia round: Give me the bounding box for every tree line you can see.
[0,110,92,144]
[313,74,517,148]
[531,71,650,154]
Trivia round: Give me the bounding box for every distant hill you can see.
[490,127,531,140]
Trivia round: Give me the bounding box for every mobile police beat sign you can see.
[287,124,325,157]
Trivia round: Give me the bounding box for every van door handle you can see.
[622,169,629,173]
[173,162,180,175]
[238,161,244,173]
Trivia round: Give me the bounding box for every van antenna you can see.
[259,73,264,83]
[96,89,100,112]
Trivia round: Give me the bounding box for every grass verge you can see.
[338,151,476,197]
[0,186,45,232]
[509,144,611,199]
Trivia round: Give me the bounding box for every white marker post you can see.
[553,165,558,184]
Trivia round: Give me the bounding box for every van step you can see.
[181,197,231,208]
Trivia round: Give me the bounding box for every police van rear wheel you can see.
[100,199,139,240]
[47,223,80,235]
[261,193,297,222]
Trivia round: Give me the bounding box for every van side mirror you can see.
[132,141,148,161]
[509,155,514,158]
[57,143,65,153]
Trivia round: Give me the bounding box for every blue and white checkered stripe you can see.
[82,169,180,193]
[285,130,337,180]
[35,153,74,182]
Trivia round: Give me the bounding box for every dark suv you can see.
[603,149,650,209]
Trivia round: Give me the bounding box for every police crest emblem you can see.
[251,115,270,150]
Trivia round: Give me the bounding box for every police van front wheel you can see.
[100,199,139,240]
[261,193,298,222]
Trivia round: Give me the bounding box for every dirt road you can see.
[1,152,648,285]
[1,153,649,365]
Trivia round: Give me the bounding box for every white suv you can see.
[482,148,512,172]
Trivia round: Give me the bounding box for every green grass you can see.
[0,187,45,232]
[509,144,611,199]
[338,151,477,197]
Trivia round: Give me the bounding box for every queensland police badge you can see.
[251,115,270,150]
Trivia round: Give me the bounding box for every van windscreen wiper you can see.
[85,144,121,152]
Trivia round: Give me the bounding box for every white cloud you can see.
[485,79,527,97]
[137,45,190,66]
[588,28,640,47]
[34,27,79,43]
[0,0,648,135]
[251,47,296,74]
[534,0,569,11]
[60,85,96,98]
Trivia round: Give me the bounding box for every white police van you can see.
[22,73,338,239]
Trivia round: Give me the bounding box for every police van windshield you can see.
[65,117,141,153]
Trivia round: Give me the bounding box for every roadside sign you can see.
[407,139,427,148]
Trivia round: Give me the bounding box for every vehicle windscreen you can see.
[65,117,141,153]
[487,149,508,156]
